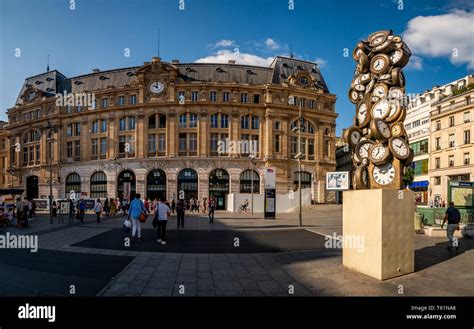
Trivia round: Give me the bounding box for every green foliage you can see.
[452,83,474,96]
[403,166,415,189]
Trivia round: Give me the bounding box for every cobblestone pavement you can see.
[1,206,473,297]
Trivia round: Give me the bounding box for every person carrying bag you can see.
[129,194,147,243]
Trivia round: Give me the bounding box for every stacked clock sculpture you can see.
[343,30,413,190]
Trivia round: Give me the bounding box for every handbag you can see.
[139,211,147,223]
[123,219,131,233]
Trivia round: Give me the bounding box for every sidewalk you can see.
[1,206,473,297]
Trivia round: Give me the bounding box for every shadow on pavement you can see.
[414,236,473,272]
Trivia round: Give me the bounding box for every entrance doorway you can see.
[177,168,198,203]
[147,169,167,201]
[209,169,229,210]
[26,175,39,200]
[117,170,136,202]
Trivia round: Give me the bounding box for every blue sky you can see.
[1,0,473,134]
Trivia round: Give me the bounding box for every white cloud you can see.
[195,49,273,67]
[264,38,279,50]
[314,57,328,68]
[406,55,423,70]
[402,10,474,69]
[209,39,236,48]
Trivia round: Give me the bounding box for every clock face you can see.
[371,99,390,119]
[356,102,371,127]
[373,84,388,99]
[372,162,396,185]
[370,35,386,47]
[389,87,404,100]
[350,130,362,145]
[149,81,165,94]
[390,123,405,137]
[349,89,361,104]
[370,54,390,74]
[376,120,391,138]
[389,137,410,159]
[370,145,386,161]
[390,49,403,65]
[356,140,374,160]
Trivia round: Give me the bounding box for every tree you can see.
[403,166,415,189]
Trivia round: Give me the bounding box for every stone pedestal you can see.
[343,189,415,280]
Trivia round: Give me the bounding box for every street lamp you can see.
[45,121,58,224]
[248,154,256,215]
[292,100,305,228]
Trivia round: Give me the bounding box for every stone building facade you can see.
[1,56,337,209]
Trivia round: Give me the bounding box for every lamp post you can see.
[45,121,58,224]
[295,101,304,227]
[249,154,256,215]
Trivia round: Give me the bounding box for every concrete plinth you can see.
[343,189,415,280]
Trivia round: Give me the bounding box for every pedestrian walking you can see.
[176,198,185,229]
[52,201,58,217]
[104,198,110,217]
[156,197,171,244]
[208,196,216,224]
[171,199,176,214]
[94,199,103,223]
[79,199,86,222]
[30,199,37,218]
[202,197,207,214]
[129,194,146,243]
[109,199,117,217]
[441,201,461,251]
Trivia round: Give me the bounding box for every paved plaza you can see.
[0,205,473,297]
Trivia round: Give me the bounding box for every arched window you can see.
[294,171,312,190]
[240,170,260,193]
[290,118,315,160]
[177,168,198,200]
[90,171,107,198]
[65,173,81,195]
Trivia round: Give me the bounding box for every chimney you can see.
[228,60,236,64]
[171,59,179,64]
[92,69,100,73]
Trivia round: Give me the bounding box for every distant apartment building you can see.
[430,86,473,206]
[405,75,474,205]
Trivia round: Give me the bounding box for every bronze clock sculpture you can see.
[344,30,413,190]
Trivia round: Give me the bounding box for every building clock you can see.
[149,81,165,94]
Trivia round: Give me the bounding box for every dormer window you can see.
[296,65,303,71]
[126,71,136,76]
[99,75,109,80]
[216,68,225,73]
[297,76,309,86]
[74,81,83,85]
[46,77,54,82]
[35,81,42,85]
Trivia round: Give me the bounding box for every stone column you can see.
[168,112,177,157]
[265,113,273,159]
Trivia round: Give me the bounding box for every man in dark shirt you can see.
[441,201,461,250]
